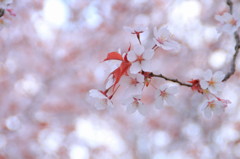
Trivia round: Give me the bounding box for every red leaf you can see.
[109,61,131,91]
[188,79,203,93]
[103,52,123,61]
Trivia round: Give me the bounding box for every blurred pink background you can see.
[0,0,240,158]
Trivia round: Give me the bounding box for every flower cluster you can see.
[0,0,15,30]
[215,12,240,34]
[188,70,230,118]
[89,8,235,118]
[89,26,182,115]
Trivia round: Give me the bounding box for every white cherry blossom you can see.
[153,26,181,52]
[123,26,148,35]
[89,89,113,110]
[201,99,225,118]
[127,44,154,74]
[154,85,178,109]
[124,95,147,115]
[120,74,144,95]
[199,70,225,94]
[215,12,240,34]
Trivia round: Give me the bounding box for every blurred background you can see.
[0,0,240,158]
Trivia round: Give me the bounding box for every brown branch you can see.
[150,73,192,87]
[0,9,4,17]
[223,0,240,81]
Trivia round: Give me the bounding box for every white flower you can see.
[120,74,144,95]
[215,12,240,34]
[89,89,113,110]
[154,85,178,109]
[153,26,181,52]
[127,44,154,74]
[124,95,147,115]
[199,70,225,94]
[124,26,148,34]
[201,99,225,118]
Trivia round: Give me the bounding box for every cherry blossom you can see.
[89,89,113,110]
[127,44,154,74]
[153,26,181,52]
[199,70,225,94]
[154,85,178,109]
[120,74,144,95]
[215,12,240,34]
[123,95,147,115]
[124,26,148,35]
[201,99,225,118]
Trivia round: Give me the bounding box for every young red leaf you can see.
[103,52,123,61]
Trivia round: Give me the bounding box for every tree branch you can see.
[150,73,192,87]
[223,0,240,81]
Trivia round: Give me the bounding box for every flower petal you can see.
[130,62,141,74]
[203,107,213,118]
[155,98,164,109]
[143,49,154,60]
[213,71,225,82]
[126,104,137,114]
[127,51,137,62]
[134,45,144,55]
[199,80,209,89]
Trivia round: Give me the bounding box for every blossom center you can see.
[229,18,237,26]
[208,101,215,109]
[131,78,139,86]
[208,80,216,86]
[160,90,168,98]
[136,55,144,63]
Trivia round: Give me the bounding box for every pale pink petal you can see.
[130,62,141,74]
[142,49,154,60]
[136,74,144,83]
[159,84,168,91]
[134,45,144,55]
[95,99,108,110]
[155,98,164,109]
[167,86,178,95]
[89,89,106,99]
[106,75,114,89]
[126,104,137,114]
[138,103,147,116]
[153,27,159,37]
[203,70,212,81]
[203,107,212,118]
[141,61,152,72]
[213,71,225,82]
[199,80,209,89]
[127,51,137,62]
[165,95,176,106]
[123,26,134,33]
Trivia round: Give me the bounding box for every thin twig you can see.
[150,73,192,87]
[223,0,240,81]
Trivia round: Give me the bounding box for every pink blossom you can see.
[199,70,225,94]
[127,44,154,74]
[154,85,178,109]
[124,26,148,35]
[124,95,147,115]
[201,99,225,118]
[89,89,113,110]
[153,26,181,52]
[215,12,240,34]
[120,74,144,95]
